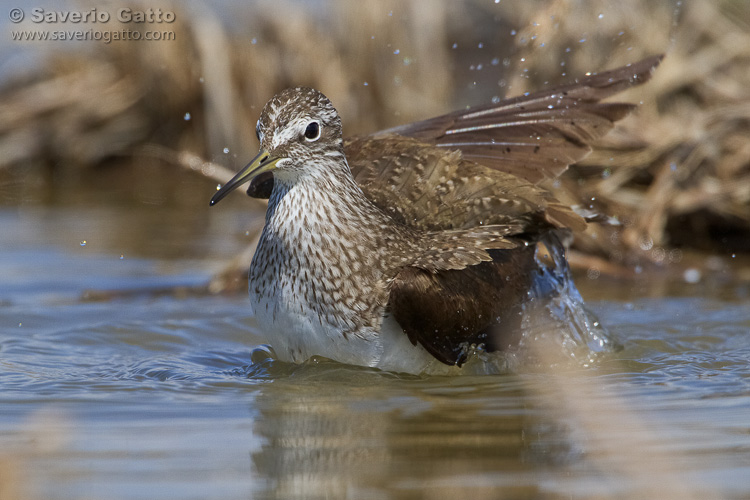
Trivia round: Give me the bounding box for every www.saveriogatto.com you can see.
[8,7,177,44]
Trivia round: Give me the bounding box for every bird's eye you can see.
[304,121,321,142]
[255,122,261,141]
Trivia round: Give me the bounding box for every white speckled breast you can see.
[248,161,421,369]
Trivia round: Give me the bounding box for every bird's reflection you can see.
[248,364,576,499]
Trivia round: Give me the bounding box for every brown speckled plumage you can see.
[211,56,662,372]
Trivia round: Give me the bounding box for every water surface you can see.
[1,206,749,500]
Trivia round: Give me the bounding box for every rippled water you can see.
[1,206,749,500]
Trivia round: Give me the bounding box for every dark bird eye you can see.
[255,122,261,140]
[304,121,321,141]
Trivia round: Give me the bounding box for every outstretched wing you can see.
[361,57,663,366]
[381,55,663,183]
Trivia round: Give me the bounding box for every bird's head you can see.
[210,87,344,206]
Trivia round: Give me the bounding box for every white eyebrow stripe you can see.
[271,116,310,148]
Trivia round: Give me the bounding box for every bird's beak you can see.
[209,149,280,206]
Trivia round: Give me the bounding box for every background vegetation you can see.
[2,0,748,288]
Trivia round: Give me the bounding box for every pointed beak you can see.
[209,149,280,206]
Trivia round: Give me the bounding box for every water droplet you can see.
[216,184,222,191]
[491,57,500,65]
[652,247,666,263]
[598,13,604,19]
[18,323,22,327]
[251,37,257,44]
[638,236,654,251]
[579,38,587,43]
[510,29,517,36]
[393,49,400,55]
[494,0,500,3]
[668,249,683,263]
[477,42,484,49]
[80,240,87,247]
[199,77,204,83]
[120,254,124,260]
[223,147,229,154]
[587,267,600,280]
[683,268,701,284]
[183,112,191,121]
[363,81,369,86]
[452,43,458,49]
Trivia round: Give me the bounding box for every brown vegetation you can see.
[1,0,748,288]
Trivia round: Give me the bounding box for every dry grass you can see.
[1,0,748,285]
[523,0,750,277]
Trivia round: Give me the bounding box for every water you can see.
[1,205,749,500]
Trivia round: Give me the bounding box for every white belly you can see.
[249,281,382,367]
[249,282,456,374]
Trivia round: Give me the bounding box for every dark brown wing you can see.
[381,55,663,183]
[389,246,537,366]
